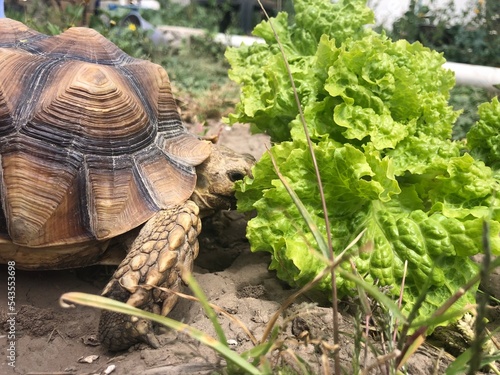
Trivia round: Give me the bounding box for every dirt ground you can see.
[0,121,495,375]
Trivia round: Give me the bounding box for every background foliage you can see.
[388,0,498,138]
[389,0,499,67]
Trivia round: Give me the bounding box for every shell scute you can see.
[26,60,152,154]
[1,143,89,246]
[84,154,159,241]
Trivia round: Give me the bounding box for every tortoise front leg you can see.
[98,200,201,351]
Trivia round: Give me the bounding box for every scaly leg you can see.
[98,200,201,351]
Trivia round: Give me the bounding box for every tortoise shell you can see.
[0,19,211,247]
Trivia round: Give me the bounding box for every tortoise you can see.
[0,19,254,351]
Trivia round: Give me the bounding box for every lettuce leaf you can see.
[467,97,500,169]
[227,0,500,329]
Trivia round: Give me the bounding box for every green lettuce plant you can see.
[227,0,500,327]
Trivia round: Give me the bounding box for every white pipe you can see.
[156,25,265,47]
[444,62,500,93]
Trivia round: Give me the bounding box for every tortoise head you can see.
[191,143,255,216]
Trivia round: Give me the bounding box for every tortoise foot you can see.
[99,310,160,351]
[98,203,201,351]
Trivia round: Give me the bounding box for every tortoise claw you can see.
[145,331,161,349]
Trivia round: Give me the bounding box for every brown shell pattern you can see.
[0,19,211,247]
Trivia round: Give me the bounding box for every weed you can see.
[388,0,499,141]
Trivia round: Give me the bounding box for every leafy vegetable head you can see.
[227,0,500,329]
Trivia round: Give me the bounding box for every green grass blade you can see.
[408,307,473,330]
[268,151,330,260]
[242,325,279,364]
[60,292,260,375]
[445,347,500,374]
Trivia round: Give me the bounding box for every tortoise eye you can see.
[228,171,245,182]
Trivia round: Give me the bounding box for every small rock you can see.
[78,355,99,364]
[103,364,116,374]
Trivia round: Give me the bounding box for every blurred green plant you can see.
[141,0,230,33]
[450,85,492,139]
[390,0,499,67]
[6,0,85,34]
[389,0,498,140]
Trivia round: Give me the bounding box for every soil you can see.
[0,121,496,375]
